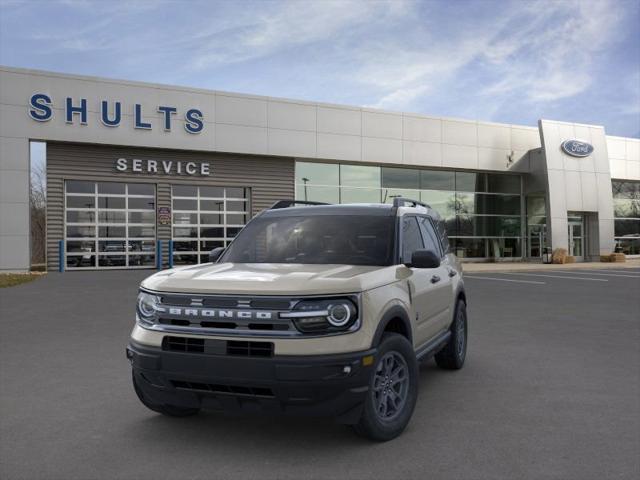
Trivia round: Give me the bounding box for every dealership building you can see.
[0,66,639,272]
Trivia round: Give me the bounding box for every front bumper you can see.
[127,340,376,424]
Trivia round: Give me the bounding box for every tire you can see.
[132,372,200,417]
[434,300,467,370]
[353,333,418,441]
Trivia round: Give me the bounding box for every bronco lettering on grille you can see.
[164,307,273,320]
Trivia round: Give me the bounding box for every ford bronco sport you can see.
[127,198,467,441]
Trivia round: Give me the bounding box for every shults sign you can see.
[28,93,204,134]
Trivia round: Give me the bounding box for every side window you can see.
[401,217,424,263]
[419,217,443,258]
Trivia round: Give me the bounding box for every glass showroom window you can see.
[295,161,523,259]
[381,168,522,258]
[65,181,156,269]
[172,186,249,264]
[612,180,640,255]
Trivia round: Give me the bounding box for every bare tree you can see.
[30,161,46,269]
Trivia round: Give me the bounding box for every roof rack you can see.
[269,200,331,210]
[391,197,431,209]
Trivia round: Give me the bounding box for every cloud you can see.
[354,0,624,111]
[188,0,410,70]
[481,0,623,102]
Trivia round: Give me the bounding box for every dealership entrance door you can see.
[567,213,585,261]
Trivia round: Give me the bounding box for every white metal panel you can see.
[215,94,267,127]
[477,123,510,149]
[626,139,640,161]
[402,116,441,143]
[596,173,615,220]
[362,137,402,163]
[626,160,640,180]
[268,128,316,157]
[478,147,510,171]
[362,111,402,139]
[511,127,541,151]
[579,172,598,211]
[609,159,627,179]
[589,128,610,173]
[598,219,616,255]
[442,144,477,169]
[443,120,477,147]
[317,107,361,136]
[0,235,29,270]
[402,141,442,167]
[564,170,583,211]
[0,168,28,203]
[546,169,567,214]
[215,124,267,154]
[317,132,361,161]
[268,101,316,132]
[0,201,28,236]
[0,136,29,171]
[606,137,627,159]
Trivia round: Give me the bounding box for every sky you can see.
[1,0,639,137]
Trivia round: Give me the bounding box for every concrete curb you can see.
[461,259,640,274]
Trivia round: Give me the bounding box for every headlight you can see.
[282,298,358,334]
[136,291,160,326]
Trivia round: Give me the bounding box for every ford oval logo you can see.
[561,139,594,157]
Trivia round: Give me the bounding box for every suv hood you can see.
[141,263,398,295]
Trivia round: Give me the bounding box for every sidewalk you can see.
[461,258,640,273]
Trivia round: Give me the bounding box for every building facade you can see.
[0,66,638,272]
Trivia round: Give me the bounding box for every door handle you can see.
[448,268,457,277]
[430,275,441,284]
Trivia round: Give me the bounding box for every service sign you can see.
[561,139,594,157]
[115,157,210,176]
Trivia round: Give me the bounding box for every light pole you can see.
[302,177,309,201]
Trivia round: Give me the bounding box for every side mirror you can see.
[208,247,225,263]
[406,249,440,269]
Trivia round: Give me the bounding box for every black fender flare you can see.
[371,305,413,348]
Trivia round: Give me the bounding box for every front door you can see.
[567,216,584,261]
[528,224,546,258]
[400,216,451,347]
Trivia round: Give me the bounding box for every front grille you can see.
[163,336,204,353]
[171,380,274,398]
[227,340,274,357]
[147,292,359,338]
[162,336,274,357]
[158,318,292,332]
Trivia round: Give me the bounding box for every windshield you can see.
[221,214,395,266]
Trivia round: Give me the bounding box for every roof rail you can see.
[269,200,330,210]
[392,197,431,209]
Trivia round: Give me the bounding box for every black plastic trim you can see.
[371,305,413,347]
[415,330,451,361]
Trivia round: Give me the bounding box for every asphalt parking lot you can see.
[1,267,639,480]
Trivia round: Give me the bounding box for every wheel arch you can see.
[456,287,467,305]
[371,305,413,347]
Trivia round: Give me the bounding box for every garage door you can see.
[64,180,156,269]
[171,185,249,265]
